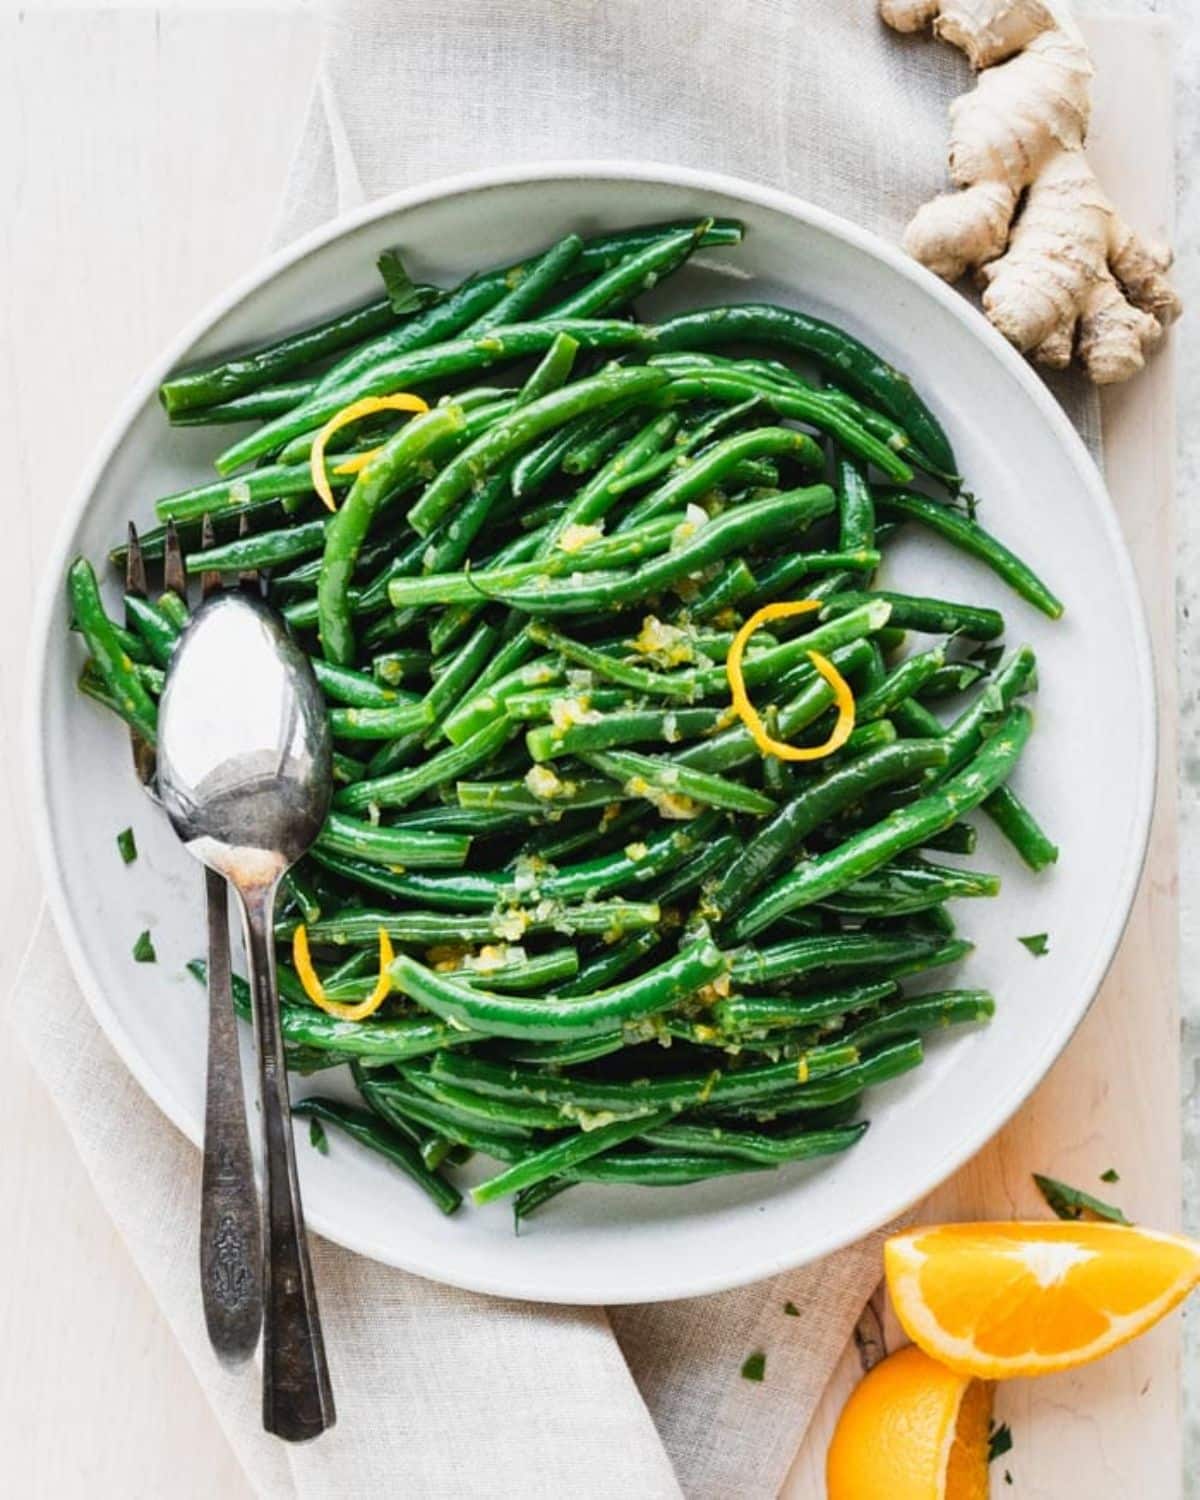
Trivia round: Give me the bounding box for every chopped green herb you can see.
[988,1421,1013,1464]
[1018,933,1049,957]
[309,1117,329,1155]
[1005,1471,1013,1486]
[740,1351,766,1382]
[376,249,434,315]
[783,1300,800,1317]
[116,827,137,864]
[1033,1173,1129,1225]
[1100,1167,1120,1184]
[132,929,156,963]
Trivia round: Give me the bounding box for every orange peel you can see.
[726,601,856,761]
[292,922,395,1020]
[309,393,429,511]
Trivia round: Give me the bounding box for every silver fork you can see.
[126,518,263,1365]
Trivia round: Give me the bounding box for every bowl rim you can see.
[26,158,1157,1304]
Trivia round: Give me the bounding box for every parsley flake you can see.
[117,827,137,864]
[309,1118,329,1155]
[783,1300,800,1317]
[376,249,437,315]
[132,929,156,963]
[988,1421,1014,1464]
[740,1351,766,1382]
[1033,1173,1129,1225]
[1100,1168,1120,1184]
[1018,933,1049,957]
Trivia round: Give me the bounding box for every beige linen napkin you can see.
[12,2,1100,1496]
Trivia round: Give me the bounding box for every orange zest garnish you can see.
[309,393,429,512]
[726,601,856,761]
[292,922,395,1020]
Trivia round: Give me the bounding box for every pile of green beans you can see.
[68,217,1061,1219]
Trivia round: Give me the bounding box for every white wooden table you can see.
[0,5,1188,1496]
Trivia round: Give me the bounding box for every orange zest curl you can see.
[292,922,395,1020]
[726,600,856,762]
[310,393,429,512]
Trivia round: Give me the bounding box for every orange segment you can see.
[886,1222,1200,1379]
[826,1344,991,1500]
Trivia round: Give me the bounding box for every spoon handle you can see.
[200,867,263,1364]
[237,879,336,1443]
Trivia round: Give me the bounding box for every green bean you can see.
[68,560,158,744]
[167,380,319,427]
[843,990,995,1051]
[471,233,584,332]
[856,649,948,721]
[817,860,1000,916]
[516,331,580,406]
[982,785,1059,870]
[526,703,725,762]
[327,701,432,740]
[583,747,775,817]
[709,740,948,921]
[311,657,409,709]
[541,412,680,547]
[313,812,469,869]
[317,404,467,664]
[298,900,661,947]
[732,706,1033,938]
[354,1074,527,1161]
[480,486,836,616]
[615,429,823,531]
[220,319,654,477]
[311,810,720,910]
[407,365,668,535]
[836,455,876,553]
[432,1040,859,1117]
[549,221,710,317]
[551,1151,771,1189]
[877,489,1063,619]
[471,1109,676,1204]
[389,932,725,1041]
[372,648,431,687]
[641,1120,868,1166]
[291,1097,462,1213]
[653,303,955,476]
[455,776,620,814]
[562,409,650,475]
[159,301,405,417]
[714,980,899,1035]
[821,590,1005,642]
[933,647,1037,781]
[555,929,663,996]
[645,359,917,484]
[336,716,514,811]
[706,1038,924,1122]
[122,594,180,667]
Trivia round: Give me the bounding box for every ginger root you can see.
[881,0,1180,382]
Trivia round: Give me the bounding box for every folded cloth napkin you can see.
[12,2,1100,1496]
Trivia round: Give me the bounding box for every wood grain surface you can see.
[0,8,1180,1497]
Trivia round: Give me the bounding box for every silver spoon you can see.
[156,589,336,1442]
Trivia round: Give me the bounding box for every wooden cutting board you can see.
[784,17,1182,1498]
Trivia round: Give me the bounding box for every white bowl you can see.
[28,162,1155,1305]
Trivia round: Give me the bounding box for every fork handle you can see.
[199,866,262,1365]
[237,878,336,1443]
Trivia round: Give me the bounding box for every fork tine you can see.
[163,519,187,598]
[237,511,262,596]
[199,514,223,601]
[125,522,148,600]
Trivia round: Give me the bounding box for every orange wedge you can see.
[886,1221,1200,1380]
[826,1344,991,1500]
